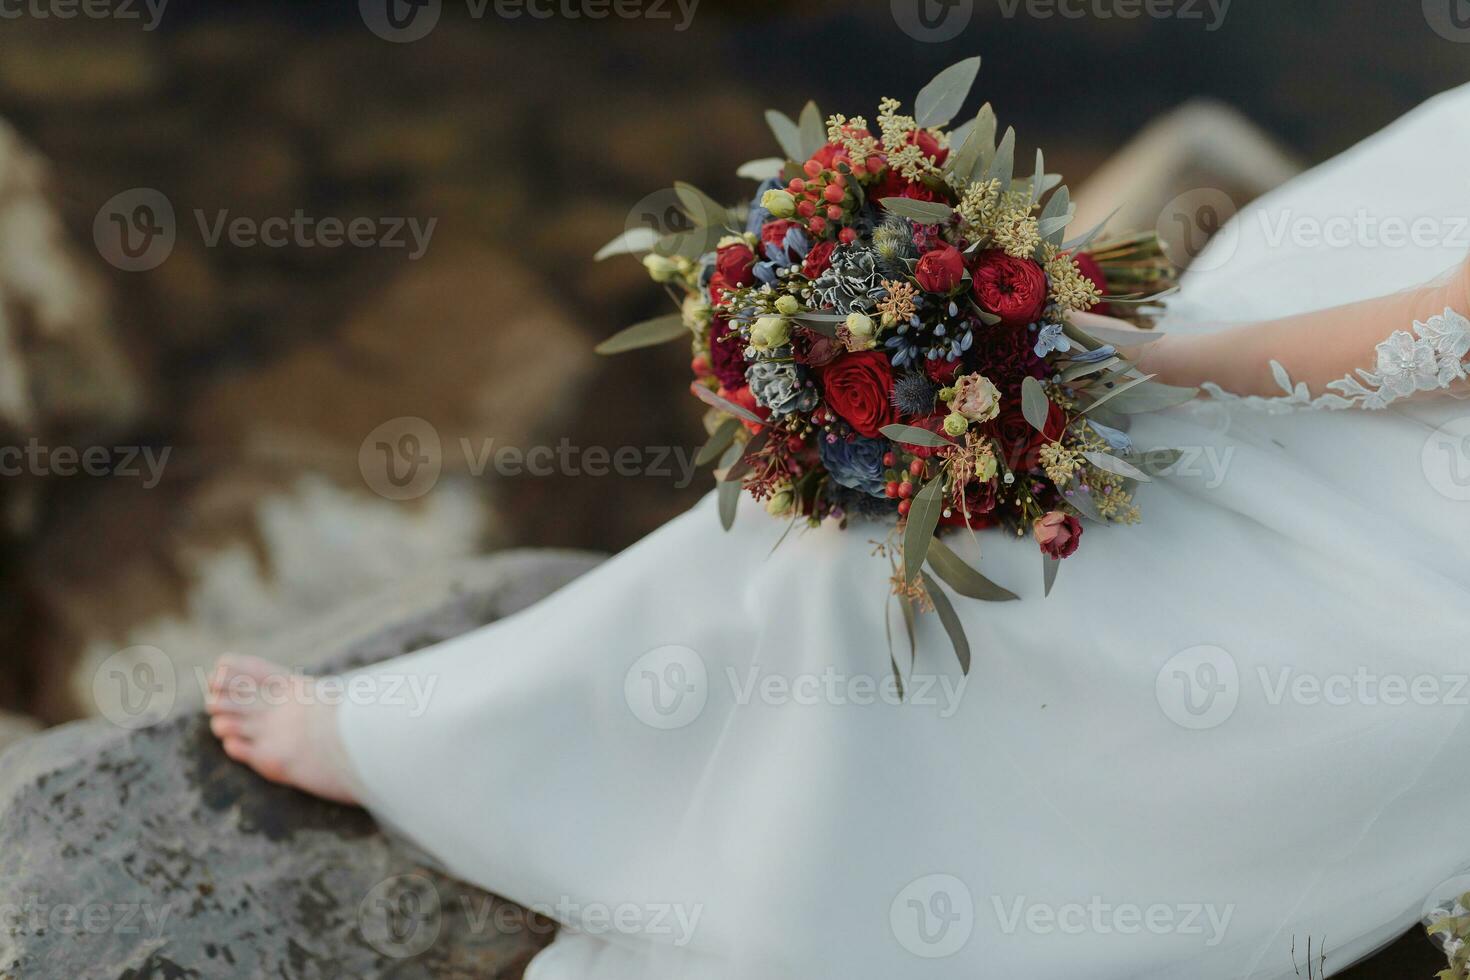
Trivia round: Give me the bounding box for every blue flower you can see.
[1067,344,1118,364]
[1088,420,1133,454]
[1033,322,1072,358]
[753,225,812,285]
[820,435,889,497]
[745,177,783,235]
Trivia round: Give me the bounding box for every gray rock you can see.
[0,550,604,980]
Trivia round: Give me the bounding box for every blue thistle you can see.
[891,372,938,416]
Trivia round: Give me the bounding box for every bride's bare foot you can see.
[205,655,361,805]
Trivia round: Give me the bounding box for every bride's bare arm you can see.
[1110,257,1470,408]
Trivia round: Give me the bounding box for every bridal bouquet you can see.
[596,58,1190,680]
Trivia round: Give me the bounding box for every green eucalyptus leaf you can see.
[1104,381,1202,414]
[902,475,946,585]
[921,571,971,674]
[970,103,998,178]
[985,126,1015,190]
[1082,372,1156,413]
[1060,356,1122,382]
[765,109,805,162]
[595,313,687,355]
[927,537,1019,601]
[674,181,727,227]
[914,56,982,129]
[1021,376,1052,433]
[690,383,766,424]
[880,423,955,449]
[884,599,906,701]
[1062,207,1120,253]
[1067,483,1108,524]
[1028,149,1046,205]
[737,158,786,181]
[594,226,660,261]
[717,479,741,530]
[695,418,741,467]
[723,428,772,483]
[798,100,826,160]
[1043,555,1061,597]
[879,198,955,224]
[1082,450,1153,483]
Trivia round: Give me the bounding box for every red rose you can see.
[708,271,735,307]
[760,219,798,253]
[913,244,966,294]
[715,242,757,287]
[1034,511,1083,559]
[802,240,837,278]
[972,250,1048,328]
[816,351,896,439]
[925,358,964,384]
[986,403,1066,473]
[1069,250,1112,316]
[721,384,769,434]
[872,169,943,207]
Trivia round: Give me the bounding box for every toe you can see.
[209,714,248,739]
[221,736,253,763]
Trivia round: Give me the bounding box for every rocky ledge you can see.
[0,551,603,980]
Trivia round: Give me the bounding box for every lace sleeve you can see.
[1132,260,1470,412]
[1200,308,1470,412]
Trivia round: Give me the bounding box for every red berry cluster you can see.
[881,452,930,517]
[790,160,862,244]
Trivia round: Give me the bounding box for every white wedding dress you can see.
[338,84,1470,979]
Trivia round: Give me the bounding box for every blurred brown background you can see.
[0,1,1464,726]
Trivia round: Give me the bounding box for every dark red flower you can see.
[940,479,1000,528]
[816,351,897,439]
[925,358,965,384]
[985,402,1067,474]
[897,413,948,459]
[971,250,1049,328]
[802,240,837,278]
[972,324,1048,400]
[913,244,966,294]
[715,242,757,288]
[708,318,749,391]
[1034,512,1083,559]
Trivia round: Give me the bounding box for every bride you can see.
[204,83,1470,979]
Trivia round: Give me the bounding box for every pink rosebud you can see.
[1033,511,1083,559]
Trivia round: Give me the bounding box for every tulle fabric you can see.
[338,82,1470,979]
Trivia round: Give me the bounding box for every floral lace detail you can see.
[1202,307,1470,412]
